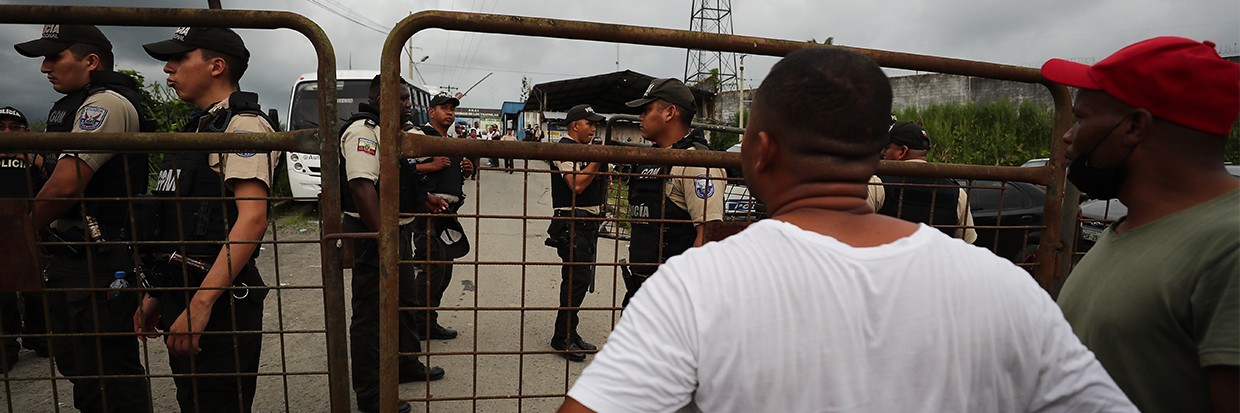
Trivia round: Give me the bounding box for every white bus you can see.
[284,70,433,200]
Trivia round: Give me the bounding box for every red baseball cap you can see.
[1041,36,1240,136]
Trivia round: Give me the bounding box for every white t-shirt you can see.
[568,220,1134,413]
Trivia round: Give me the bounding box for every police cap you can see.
[15,25,112,58]
[143,27,250,62]
[0,107,27,125]
[626,78,696,114]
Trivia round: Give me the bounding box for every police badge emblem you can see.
[77,106,108,131]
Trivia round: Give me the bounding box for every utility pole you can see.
[738,54,746,128]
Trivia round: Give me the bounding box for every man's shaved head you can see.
[750,47,893,160]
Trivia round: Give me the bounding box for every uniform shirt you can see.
[57,90,139,178]
[198,98,278,192]
[1058,189,1238,413]
[553,159,603,215]
[665,147,725,225]
[865,175,884,212]
[570,220,1134,413]
[53,90,140,230]
[341,118,414,225]
[870,160,977,244]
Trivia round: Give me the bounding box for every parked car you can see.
[721,143,766,221]
[956,179,1047,265]
[1077,164,1240,253]
[1020,158,1050,168]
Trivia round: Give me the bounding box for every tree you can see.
[118,69,195,132]
[118,69,196,191]
[519,76,532,102]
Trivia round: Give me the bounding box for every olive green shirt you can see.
[1058,188,1239,413]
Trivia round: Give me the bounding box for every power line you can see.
[306,0,387,36]
[416,61,588,78]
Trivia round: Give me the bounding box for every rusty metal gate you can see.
[374,10,1079,412]
[0,5,1084,413]
[0,5,353,412]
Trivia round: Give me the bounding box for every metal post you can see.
[738,54,746,128]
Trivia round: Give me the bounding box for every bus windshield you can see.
[288,80,371,131]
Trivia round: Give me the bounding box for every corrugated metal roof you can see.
[523,70,714,115]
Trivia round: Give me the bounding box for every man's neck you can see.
[653,126,691,148]
[1116,161,1238,232]
[432,123,450,136]
[768,181,919,247]
[568,133,590,144]
[196,84,238,110]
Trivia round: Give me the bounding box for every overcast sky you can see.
[1,0,1236,123]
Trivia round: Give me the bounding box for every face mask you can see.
[1067,118,1131,199]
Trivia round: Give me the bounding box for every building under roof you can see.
[522,70,717,118]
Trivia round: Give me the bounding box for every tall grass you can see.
[896,100,1240,166]
[895,100,1055,166]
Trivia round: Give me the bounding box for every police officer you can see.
[622,78,726,306]
[874,121,976,243]
[546,104,607,361]
[17,24,154,412]
[0,106,50,371]
[411,94,474,340]
[134,27,272,412]
[340,75,447,413]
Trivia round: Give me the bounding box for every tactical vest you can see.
[0,156,41,199]
[339,105,424,216]
[626,133,709,275]
[550,137,607,209]
[45,71,153,232]
[149,92,269,258]
[877,174,960,236]
[417,124,465,198]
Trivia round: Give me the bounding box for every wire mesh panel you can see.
[0,5,351,412]
[375,11,1077,412]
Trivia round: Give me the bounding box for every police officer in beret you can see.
[340,74,447,413]
[17,24,154,412]
[546,104,607,361]
[874,121,976,243]
[623,78,726,306]
[411,93,474,340]
[0,106,51,371]
[135,26,274,412]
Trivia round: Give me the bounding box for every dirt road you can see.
[0,160,630,412]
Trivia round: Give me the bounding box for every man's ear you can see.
[208,56,227,78]
[1121,108,1153,147]
[82,53,101,71]
[751,130,778,173]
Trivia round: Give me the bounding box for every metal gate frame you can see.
[377,10,1077,411]
[0,5,352,412]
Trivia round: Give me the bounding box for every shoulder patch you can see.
[357,138,378,156]
[693,173,716,199]
[236,152,257,158]
[232,130,255,134]
[77,106,108,131]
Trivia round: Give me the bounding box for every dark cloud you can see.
[0,0,1235,124]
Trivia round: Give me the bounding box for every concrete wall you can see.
[890,73,1053,111]
[708,73,1054,121]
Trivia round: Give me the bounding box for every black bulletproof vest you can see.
[417,124,465,198]
[149,91,269,257]
[338,105,424,216]
[151,153,235,257]
[626,133,709,275]
[877,174,960,236]
[550,137,607,209]
[45,71,153,231]
[0,157,42,199]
